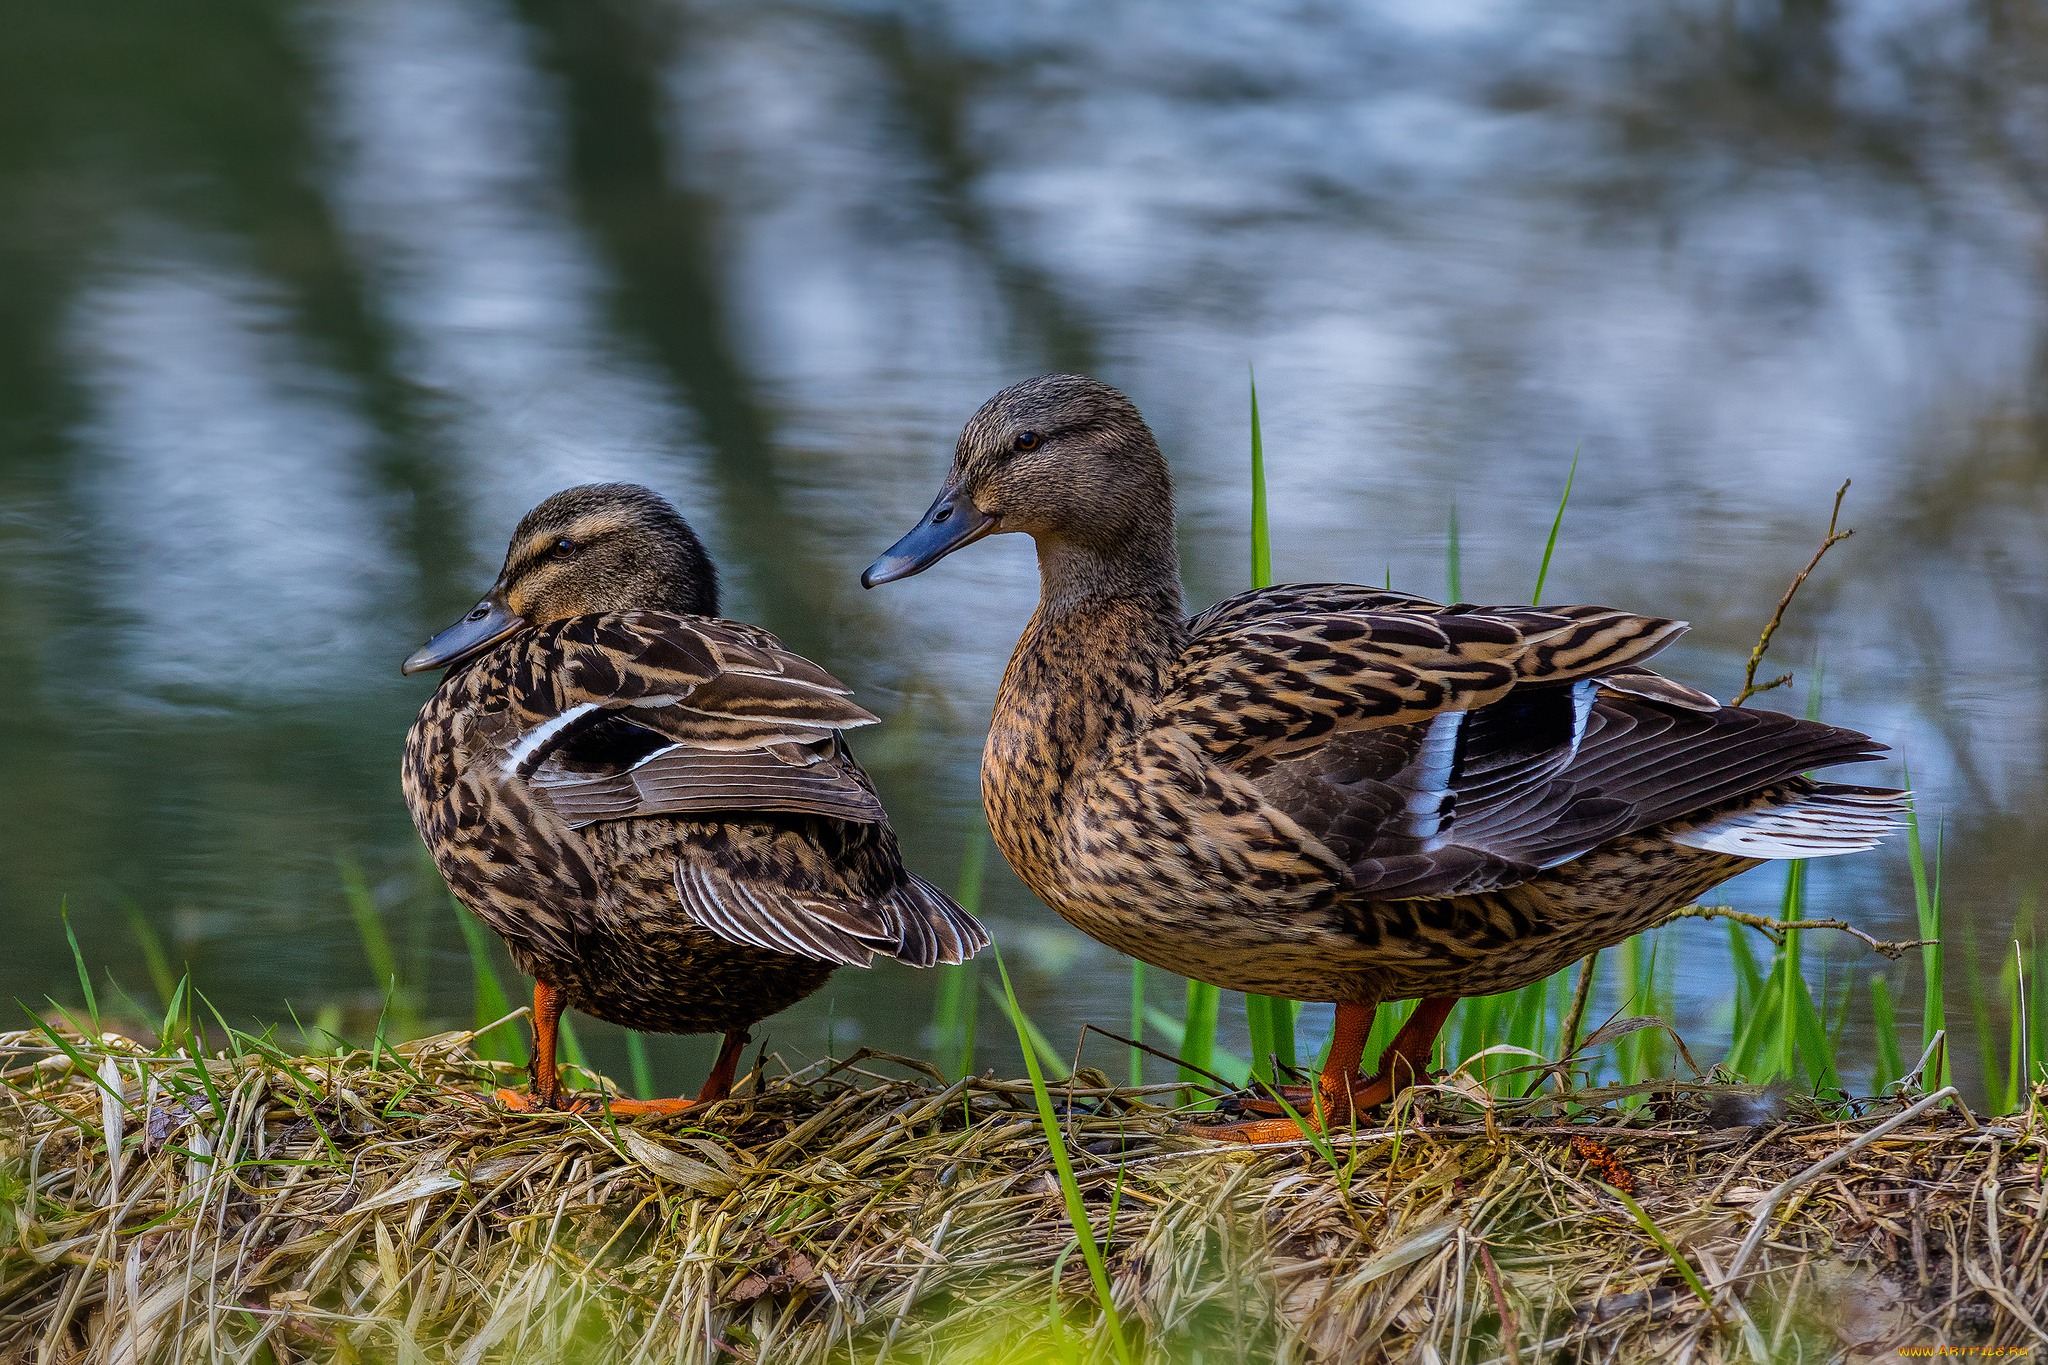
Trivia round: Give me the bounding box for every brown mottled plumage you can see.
[404,484,985,1113]
[864,375,1905,1137]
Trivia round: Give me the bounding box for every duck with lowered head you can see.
[403,483,985,1114]
[864,375,1904,1141]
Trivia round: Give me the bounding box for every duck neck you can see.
[986,529,1188,813]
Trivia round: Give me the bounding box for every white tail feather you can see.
[1669,788,1908,859]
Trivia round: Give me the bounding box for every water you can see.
[3,0,2043,1099]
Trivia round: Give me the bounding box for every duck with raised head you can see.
[863,375,1905,1141]
[403,483,986,1114]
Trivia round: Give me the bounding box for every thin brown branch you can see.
[1478,1241,1525,1365]
[1525,952,1603,1099]
[1655,903,1936,960]
[1731,479,1853,707]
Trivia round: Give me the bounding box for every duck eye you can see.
[552,537,577,558]
[1012,431,1041,453]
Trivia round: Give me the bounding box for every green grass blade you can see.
[61,904,99,1027]
[1777,860,1805,1085]
[1871,974,1902,1093]
[339,852,419,1041]
[339,852,397,988]
[1446,501,1461,602]
[557,1013,586,1071]
[1903,777,1947,1085]
[1180,980,1221,1106]
[932,832,988,1079]
[1505,978,1548,1092]
[1786,963,1838,1093]
[1453,992,1494,1082]
[2033,935,2048,1097]
[1727,922,1764,1018]
[120,901,179,1009]
[1605,1183,1716,1315]
[452,901,517,1063]
[1143,1006,1250,1086]
[23,1007,137,1114]
[1237,369,1303,1084]
[1530,445,1581,604]
[624,1032,654,1100]
[2033,932,2048,1096]
[1726,950,1792,1081]
[993,946,1130,1363]
[1616,935,1646,1083]
[1247,993,1301,1078]
[1961,920,2001,1112]
[985,980,1069,1079]
[1245,994,1274,1082]
[957,964,980,1082]
[2003,939,2024,1116]
[158,974,190,1050]
[1128,961,1145,1088]
[1249,366,1271,589]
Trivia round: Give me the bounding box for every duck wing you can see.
[1171,591,1895,900]
[474,612,983,966]
[1164,591,1687,770]
[502,612,889,828]
[1162,592,1695,899]
[1187,585,1722,715]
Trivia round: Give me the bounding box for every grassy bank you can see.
[3,1017,2043,1363]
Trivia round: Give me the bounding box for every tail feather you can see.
[1668,782,1909,859]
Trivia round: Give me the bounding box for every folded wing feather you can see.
[496,612,986,968]
[1170,589,1897,901]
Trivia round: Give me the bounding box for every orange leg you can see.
[602,1030,750,1117]
[696,1030,750,1103]
[496,986,751,1119]
[498,979,569,1110]
[1203,996,1459,1143]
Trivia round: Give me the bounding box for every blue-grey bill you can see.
[860,487,996,587]
[402,597,525,675]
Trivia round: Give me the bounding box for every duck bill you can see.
[402,595,525,675]
[861,485,997,587]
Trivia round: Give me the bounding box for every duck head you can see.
[861,374,1177,599]
[402,483,718,675]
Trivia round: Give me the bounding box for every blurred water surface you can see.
[2,0,2044,1095]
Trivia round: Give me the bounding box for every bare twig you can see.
[1656,903,1935,960]
[1477,1242,1524,1365]
[1557,953,1600,1071]
[1731,479,1853,707]
[1078,1023,1237,1095]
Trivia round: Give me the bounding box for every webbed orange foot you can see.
[1192,1070,1399,1142]
[601,1095,707,1117]
[494,1086,571,1112]
[1186,996,1458,1143]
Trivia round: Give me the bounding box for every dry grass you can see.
[3,1021,2044,1364]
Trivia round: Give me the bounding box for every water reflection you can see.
[1,0,2042,1101]
[314,0,712,569]
[69,251,398,699]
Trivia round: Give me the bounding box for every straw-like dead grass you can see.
[3,1021,2043,1363]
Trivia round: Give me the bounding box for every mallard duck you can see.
[403,483,986,1114]
[863,375,1905,1140]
